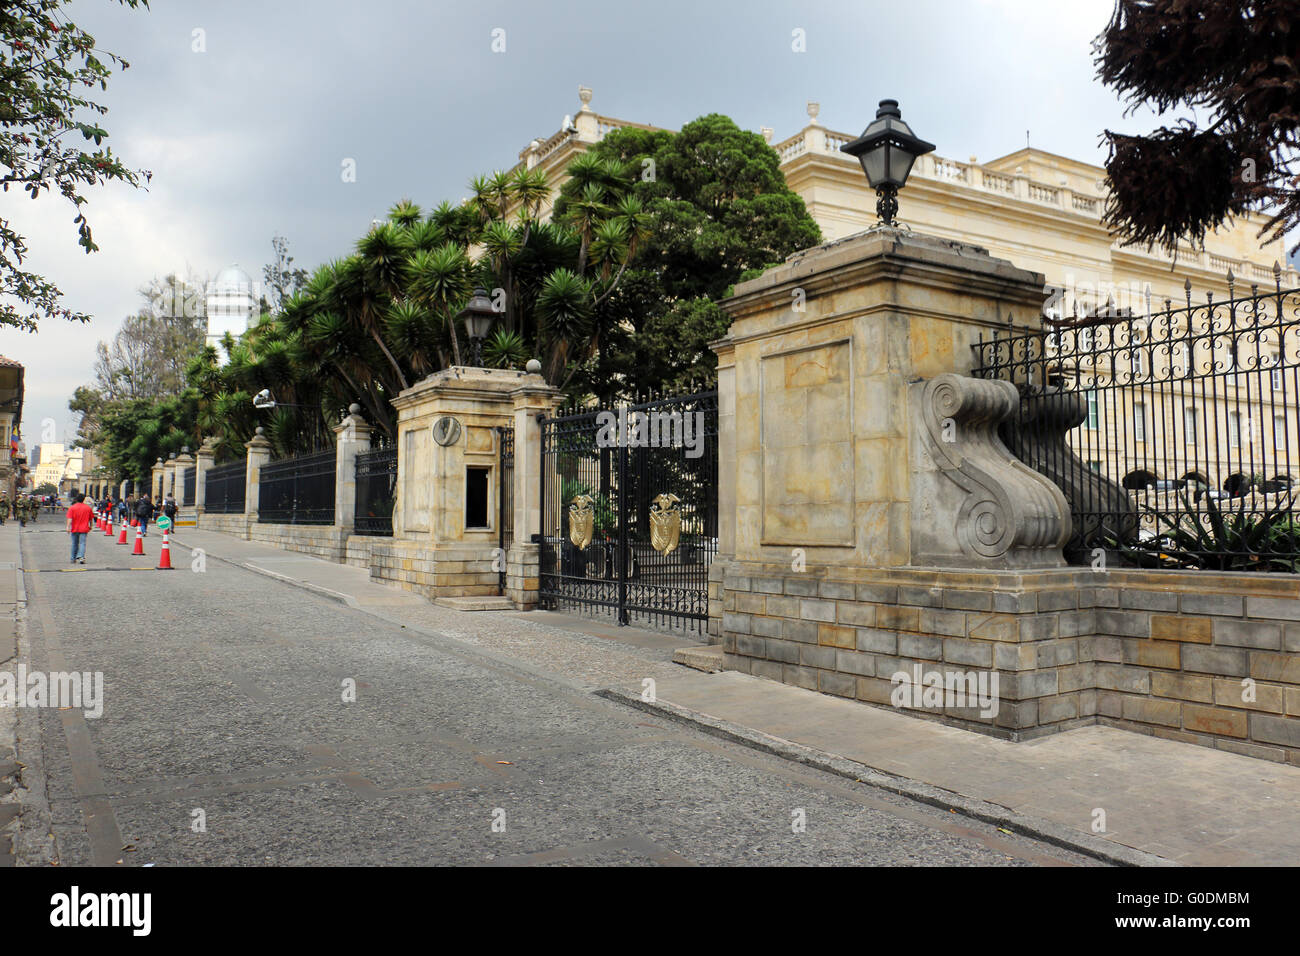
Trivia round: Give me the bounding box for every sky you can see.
[0,0,1252,445]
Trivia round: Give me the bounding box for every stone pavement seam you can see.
[596,687,1175,868]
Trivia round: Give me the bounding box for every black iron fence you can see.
[539,389,719,631]
[258,449,336,525]
[204,459,246,514]
[182,466,196,507]
[354,447,397,536]
[972,271,1300,572]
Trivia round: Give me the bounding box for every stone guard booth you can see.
[372,366,558,607]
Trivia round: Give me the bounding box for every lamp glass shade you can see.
[464,312,493,341]
[860,144,889,186]
[889,147,917,185]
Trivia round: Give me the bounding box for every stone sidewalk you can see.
[174,528,1299,866]
[0,521,22,866]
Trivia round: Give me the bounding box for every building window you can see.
[465,466,490,529]
[1086,391,1099,430]
[1131,349,1145,377]
[1273,367,1284,391]
[1229,412,1241,448]
[1134,402,1146,442]
[1184,406,1197,445]
[1275,415,1287,448]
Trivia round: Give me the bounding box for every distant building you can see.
[0,356,24,499]
[205,263,258,361]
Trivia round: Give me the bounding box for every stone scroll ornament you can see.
[999,385,1136,562]
[568,494,595,550]
[919,374,1069,560]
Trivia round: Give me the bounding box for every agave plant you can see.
[1117,490,1300,572]
[482,328,529,370]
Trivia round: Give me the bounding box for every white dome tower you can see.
[205,263,258,361]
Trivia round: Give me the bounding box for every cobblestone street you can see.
[10,525,1094,867]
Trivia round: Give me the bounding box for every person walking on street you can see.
[163,492,178,526]
[135,493,152,537]
[66,492,92,564]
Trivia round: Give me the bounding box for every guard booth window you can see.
[466,466,489,529]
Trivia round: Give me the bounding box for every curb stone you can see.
[595,687,1176,868]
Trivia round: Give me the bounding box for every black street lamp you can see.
[458,287,496,367]
[839,99,935,226]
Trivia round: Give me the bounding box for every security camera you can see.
[252,388,276,409]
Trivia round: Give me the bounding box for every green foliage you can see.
[569,115,821,398]
[1096,0,1300,257]
[482,328,529,369]
[0,0,152,331]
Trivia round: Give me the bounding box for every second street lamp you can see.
[458,288,496,367]
[839,99,935,227]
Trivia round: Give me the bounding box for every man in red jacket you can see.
[66,493,93,565]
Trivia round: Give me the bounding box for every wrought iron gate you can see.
[539,389,718,632]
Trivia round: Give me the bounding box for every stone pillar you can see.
[333,404,371,534]
[506,379,561,609]
[164,454,180,499]
[173,449,194,511]
[151,459,165,501]
[712,225,1072,736]
[194,439,215,514]
[244,427,272,519]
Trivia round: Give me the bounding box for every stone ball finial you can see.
[182,445,190,454]
[578,86,593,109]
[526,359,542,374]
[255,426,264,436]
[349,403,361,416]
[168,452,176,460]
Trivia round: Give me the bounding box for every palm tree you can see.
[319,257,410,392]
[405,243,472,367]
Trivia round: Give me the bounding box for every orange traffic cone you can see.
[132,523,145,556]
[156,529,173,570]
[117,521,129,545]
[104,515,113,536]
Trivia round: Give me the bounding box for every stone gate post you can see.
[244,427,272,520]
[334,404,371,534]
[506,379,562,610]
[194,439,215,515]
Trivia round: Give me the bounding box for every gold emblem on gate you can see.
[568,494,595,550]
[649,493,682,555]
